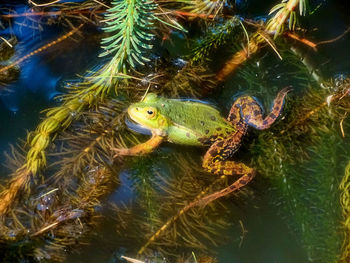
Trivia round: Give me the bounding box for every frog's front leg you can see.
[200,134,256,205]
[112,135,164,157]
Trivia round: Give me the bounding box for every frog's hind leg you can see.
[194,134,256,206]
[229,87,290,130]
[200,159,255,206]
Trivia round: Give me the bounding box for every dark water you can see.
[0,0,350,262]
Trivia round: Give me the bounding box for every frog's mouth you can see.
[125,117,152,135]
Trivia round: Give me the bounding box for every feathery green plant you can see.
[340,161,350,263]
[191,16,242,62]
[0,0,187,215]
[267,0,309,37]
[215,44,348,263]
[98,0,156,85]
[112,152,243,259]
[1,1,347,262]
[24,0,161,175]
[177,0,225,17]
[251,83,350,263]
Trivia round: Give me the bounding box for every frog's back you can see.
[160,98,235,145]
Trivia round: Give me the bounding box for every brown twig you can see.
[173,10,215,19]
[285,31,317,50]
[215,38,260,82]
[286,25,350,50]
[0,23,84,74]
[0,167,31,215]
[340,113,347,138]
[316,25,350,46]
[121,256,145,263]
[0,36,13,47]
[280,88,350,135]
[93,0,111,9]
[31,208,84,236]
[0,9,105,18]
[29,0,61,7]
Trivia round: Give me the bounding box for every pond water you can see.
[0,0,350,262]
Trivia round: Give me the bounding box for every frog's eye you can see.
[145,107,157,119]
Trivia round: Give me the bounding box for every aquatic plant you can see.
[230,51,349,263]
[266,0,308,37]
[216,0,309,81]
[0,0,349,262]
[176,0,225,18]
[191,16,242,63]
[0,0,184,215]
[253,85,350,262]
[111,152,250,259]
[340,161,350,263]
[98,0,157,84]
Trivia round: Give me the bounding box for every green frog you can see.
[113,88,289,204]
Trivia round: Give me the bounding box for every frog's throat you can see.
[128,113,167,137]
[125,117,152,136]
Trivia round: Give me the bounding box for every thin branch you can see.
[316,25,350,46]
[239,20,250,57]
[29,0,61,7]
[285,31,317,50]
[0,10,105,18]
[93,0,111,9]
[173,10,214,19]
[0,23,84,74]
[0,36,13,47]
[257,31,282,60]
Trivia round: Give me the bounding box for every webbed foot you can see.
[228,87,291,130]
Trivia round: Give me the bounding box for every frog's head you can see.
[127,93,169,135]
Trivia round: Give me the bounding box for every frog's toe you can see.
[111,147,129,157]
[280,86,293,94]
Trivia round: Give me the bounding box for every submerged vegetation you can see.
[0,0,349,262]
